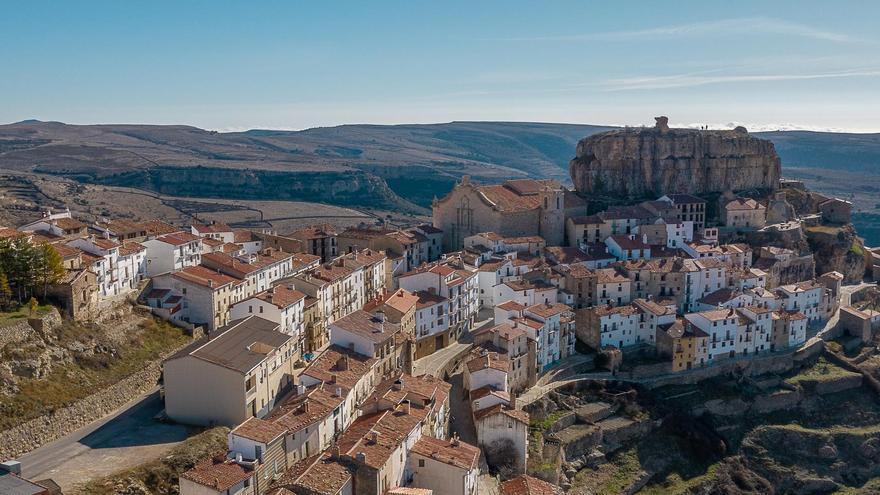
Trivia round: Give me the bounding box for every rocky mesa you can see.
[569,116,782,198]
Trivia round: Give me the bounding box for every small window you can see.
[419,459,425,467]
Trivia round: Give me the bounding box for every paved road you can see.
[412,309,495,378]
[17,388,194,491]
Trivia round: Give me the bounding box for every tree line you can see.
[0,236,66,311]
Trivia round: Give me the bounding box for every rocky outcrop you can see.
[569,117,781,198]
[805,224,868,283]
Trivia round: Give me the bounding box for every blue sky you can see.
[2,1,879,131]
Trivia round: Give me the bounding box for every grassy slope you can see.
[0,318,190,431]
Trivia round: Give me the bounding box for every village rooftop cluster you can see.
[0,172,863,495]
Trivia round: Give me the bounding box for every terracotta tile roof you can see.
[266,383,344,433]
[470,385,510,402]
[388,488,433,495]
[526,302,570,318]
[0,227,26,239]
[156,231,200,246]
[301,345,377,390]
[233,229,259,243]
[53,243,80,258]
[119,241,146,256]
[172,265,239,289]
[632,298,674,316]
[193,221,233,234]
[697,288,738,306]
[473,323,528,342]
[501,475,564,495]
[367,372,451,413]
[230,416,287,444]
[608,234,651,251]
[180,453,253,491]
[88,237,119,250]
[254,286,306,309]
[497,301,527,311]
[696,308,738,321]
[289,455,352,495]
[596,268,628,284]
[337,408,424,470]
[415,290,448,309]
[466,351,509,373]
[473,403,529,423]
[375,289,419,314]
[202,237,225,247]
[96,218,146,235]
[287,224,337,239]
[411,435,480,471]
[331,310,401,344]
[54,217,86,230]
[476,183,545,212]
[142,220,179,236]
[775,310,807,321]
[725,198,765,211]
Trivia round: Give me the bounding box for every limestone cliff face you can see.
[806,224,868,283]
[569,119,781,198]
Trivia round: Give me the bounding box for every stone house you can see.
[433,177,581,250]
[819,198,852,224]
[471,323,536,393]
[724,198,767,229]
[286,224,338,263]
[656,319,708,372]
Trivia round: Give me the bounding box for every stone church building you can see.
[432,177,586,250]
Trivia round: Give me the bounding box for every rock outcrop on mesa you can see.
[569,117,782,198]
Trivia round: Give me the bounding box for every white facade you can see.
[142,235,202,277]
[685,310,739,362]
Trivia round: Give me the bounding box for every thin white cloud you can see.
[500,17,866,43]
[605,68,880,91]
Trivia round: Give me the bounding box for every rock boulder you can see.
[569,117,781,198]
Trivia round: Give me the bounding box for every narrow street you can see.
[17,389,195,492]
[412,308,495,378]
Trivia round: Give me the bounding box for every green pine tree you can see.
[36,243,66,297]
[0,270,12,312]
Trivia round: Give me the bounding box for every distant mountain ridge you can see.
[0,120,878,211]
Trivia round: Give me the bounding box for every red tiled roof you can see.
[411,435,480,471]
[254,286,306,309]
[501,475,563,495]
[230,417,286,444]
[181,453,253,491]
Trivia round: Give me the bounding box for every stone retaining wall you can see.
[0,320,36,349]
[0,308,62,349]
[0,339,192,461]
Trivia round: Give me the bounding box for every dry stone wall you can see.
[0,338,192,460]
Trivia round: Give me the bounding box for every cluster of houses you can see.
[1,176,858,495]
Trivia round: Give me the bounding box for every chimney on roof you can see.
[403,399,411,415]
[370,430,379,443]
[235,452,243,463]
[332,446,341,458]
[336,355,349,371]
[375,311,386,323]
[392,378,403,391]
[335,386,342,397]
[356,452,367,464]
[330,374,337,384]
[303,400,310,413]
[451,432,460,447]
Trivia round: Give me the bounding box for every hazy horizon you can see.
[3,1,879,132]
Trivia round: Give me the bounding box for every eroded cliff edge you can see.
[569,117,781,198]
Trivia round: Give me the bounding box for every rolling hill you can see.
[1,120,878,214]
